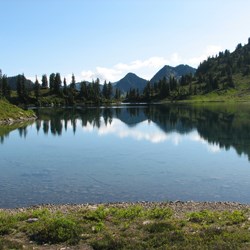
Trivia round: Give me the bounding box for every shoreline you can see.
[0,116,37,125]
[1,201,250,214]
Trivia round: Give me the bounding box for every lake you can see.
[1,104,250,208]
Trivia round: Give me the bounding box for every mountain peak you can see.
[114,73,147,93]
[123,72,142,79]
[150,64,196,84]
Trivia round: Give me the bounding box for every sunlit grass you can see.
[1,205,250,249]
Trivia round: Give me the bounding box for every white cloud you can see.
[115,57,169,71]
[78,118,222,151]
[77,44,222,83]
[26,44,223,84]
[81,119,168,144]
[79,57,170,83]
[187,45,222,66]
[81,70,96,82]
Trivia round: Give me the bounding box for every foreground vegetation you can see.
[1,203,250,249]
[0,99,35,123]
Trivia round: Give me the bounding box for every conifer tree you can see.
[107,82,113,100]
[1,75,10,98]
[70,73,76,90]
[17,74,27,100]
[41,74,48,88]
[49,73,55,92]
[54,73,62,94]
[34,76,40,99]
[0,70,2,97]
[63,77,68,95]
[102,80,108,99]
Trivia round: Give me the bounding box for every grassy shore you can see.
[0,99,36,123]
[1,201,250,249]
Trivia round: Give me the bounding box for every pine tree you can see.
[102,80,108,99]
[1,75,10,98]
[41,74,48,88]
[107,82,113,100]
[63,77,68,95]
[34,76,41,99]
[70,73,76,90]
[115,88,120,99]
[49,73,55,92]
[80,81,88,99]
[0,69,2,97]
[16,74,27,100]
[54,73,62,94]
[143,81,151,100]
[93,78,100,101]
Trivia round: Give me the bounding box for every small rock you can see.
[27,218,39,223]
[143,220,152,225]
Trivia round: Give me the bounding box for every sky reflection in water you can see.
[0,105,250,208]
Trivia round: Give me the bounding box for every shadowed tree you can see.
[63,77,68,95]
[34,76,41,99]
[54,73,62,94]
[49,73,55,92]
[1,74,10,98]
[41,74,48,88]
[70,73,76,90]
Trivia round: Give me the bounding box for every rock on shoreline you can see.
[0,115,37,125]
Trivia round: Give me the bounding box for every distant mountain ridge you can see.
[150,64,196,84]
[112,64,196,94]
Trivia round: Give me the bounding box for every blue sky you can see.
[1,0,250,83]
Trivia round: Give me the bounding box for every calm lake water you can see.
[1,104,250,208]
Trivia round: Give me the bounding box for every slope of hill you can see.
[190,38,250,101]
[0,99,36,123]
[150,64,196,84]
[113,73,147,93]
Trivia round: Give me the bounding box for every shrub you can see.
[111,205,143,220]
[145,221,176,233]
[222,210,246,225]
[146,207,173,219]
[188,210,217,224]
[28,216,81,244]
[91,233,124,250]
[0,212,16,235]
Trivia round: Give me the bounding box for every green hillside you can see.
[126,38,250,103]
[189,38,250,101]
[0,99,35,122]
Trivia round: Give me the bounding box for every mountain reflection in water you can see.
[1,104,250,160]
[1,104,250,207]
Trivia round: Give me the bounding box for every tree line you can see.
[0,70,122,105]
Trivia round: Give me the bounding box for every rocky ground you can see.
[1,201,250,250]
[2,200,249,215]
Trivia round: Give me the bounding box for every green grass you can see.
[1,204,250,249]
[0,99,35,122]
